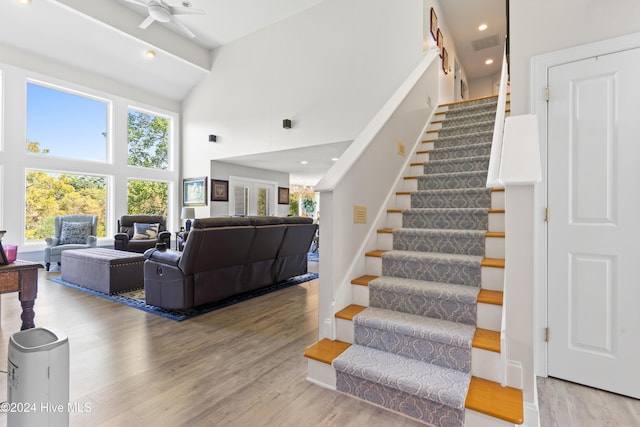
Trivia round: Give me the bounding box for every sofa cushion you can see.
[249,216,285,226]
[60,221,92,244]
[194,217,251,229]
[132,222,159,240]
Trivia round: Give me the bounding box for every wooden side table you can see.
[0,260,40,330]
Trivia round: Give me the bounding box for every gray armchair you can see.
[44,214,98,271]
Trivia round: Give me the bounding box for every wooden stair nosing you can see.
[488,209,505,214]
[387,209,404,214]
[377,228,394,234]
[410,162,425,167]
[335,304,367,320]
[304,339,524,425]
[490,187,505,192]
[365,249,387,258]
[438,94,499,108]
[396,191,411,196]
[477,289,503,306]
[481,258,505,268]
[485,231,505,238]
[351,275,378,286]
[403,176,418,180]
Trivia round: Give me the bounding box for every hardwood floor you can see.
[0,262,635,426]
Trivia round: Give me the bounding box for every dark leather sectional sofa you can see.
[143,216,318,309]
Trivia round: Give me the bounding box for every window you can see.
[26,82,108,162]
[25,170,107,241]
[127,179,168,216]
[128,109,169,170]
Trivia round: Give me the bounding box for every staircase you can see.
[305,95,524,426]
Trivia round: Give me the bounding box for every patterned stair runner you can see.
[333,96,499,427]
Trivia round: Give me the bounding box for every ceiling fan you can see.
[122,0,205,39]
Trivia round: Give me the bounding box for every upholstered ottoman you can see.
[61,248,145,294]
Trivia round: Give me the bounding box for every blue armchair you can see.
[44,214,98,271]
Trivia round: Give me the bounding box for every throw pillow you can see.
[132,222,159,240]
[60,221,92,245]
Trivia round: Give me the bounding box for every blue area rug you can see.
[49,272,318,322]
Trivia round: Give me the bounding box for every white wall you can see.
[510,0,640,115]
[468,72,501,99]
[181,0,424,183]
[209,161,290,217]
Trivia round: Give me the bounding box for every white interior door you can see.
[547,48,640,398]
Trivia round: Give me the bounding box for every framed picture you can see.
[183,177,208,206]
[437,28,443,57]
[430,7,438,41]
[278,187,290,205]
[442,47,449,74]
[210,179,229,202]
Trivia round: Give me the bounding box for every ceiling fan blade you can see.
[139,15,156,30]
[168,6,205,16]
[169,14,196,38]
[121,0,150,7]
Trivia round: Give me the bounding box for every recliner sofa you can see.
[143,216,317,309]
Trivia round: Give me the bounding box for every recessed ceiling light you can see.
[145,50,156,59]
[18,0,31,4]
[300,160,308,165]
[331,158,339,161]
[485,59,494,65]
[478,24,488,31]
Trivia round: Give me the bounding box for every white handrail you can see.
[486,49,509,188]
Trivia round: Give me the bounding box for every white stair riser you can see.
[377,233,393,251]
[491,191,505,210]
[481,266,504,291]
[477,303,502,331]
[403,178,418,192]
[488,212,505,232]
[414,152,429,163]
[352,284,369,306]
[421,141,434,150]
[365,256,382,277]
[465,409,517,427]
[428,122,443,131]
[386,212,403,229]
[306,359,336,390]
[394,193,411,210]
[409,164,424,176]
[336,318,354,343]
[485,237,505,259]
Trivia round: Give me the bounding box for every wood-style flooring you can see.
[0,261,635,426]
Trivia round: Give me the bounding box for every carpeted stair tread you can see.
[333,344,470,410]
[382,250,483,287]
[354,307,475,372]
[439,111,497,127]
[434,120,495,137]
[428,142,492,161]
[423,155,490,175]
[369,276,479,325]
[392,228,486,256]
[355,306,475,349]
[411,187,491,209]
[417,170,487,190]
[402,207,488,230]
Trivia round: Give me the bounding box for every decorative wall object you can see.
[437,28,443,57]
[210,179,229,202]
[183,177,208,206]
[442,47,449,74]
[278,187,290,204]
[430,7,438,41]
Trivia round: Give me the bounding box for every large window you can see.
[25,170,107,241]
[128,109,169,170]
[127,179,168,216]
[26,82,108,162]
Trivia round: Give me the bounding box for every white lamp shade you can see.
[181,207,195,220]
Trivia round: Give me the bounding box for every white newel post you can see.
[499,115,542,426]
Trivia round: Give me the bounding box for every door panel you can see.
[547,48,640,398]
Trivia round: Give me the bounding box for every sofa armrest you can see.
[158,230,171,246]
[144,247,181,267]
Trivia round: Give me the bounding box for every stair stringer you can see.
[320,108,439,367]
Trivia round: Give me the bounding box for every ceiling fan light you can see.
[149,5,171,23]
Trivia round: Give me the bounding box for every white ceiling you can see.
[0,0,505,185]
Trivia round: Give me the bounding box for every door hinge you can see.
[545,327,550,342]
[545,207,550,222]
[545,86,551,102]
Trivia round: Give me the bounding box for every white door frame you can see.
[531,31,640,378]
